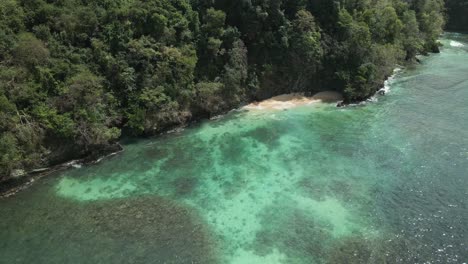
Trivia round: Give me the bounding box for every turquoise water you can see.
[1,33,467,263]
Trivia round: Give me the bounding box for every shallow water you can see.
[1,33,467,264]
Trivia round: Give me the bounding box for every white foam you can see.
[347,67,402,107]
[167,127,185,134]
[369,67,402,102]
[209,114,224,120]
[65,160,77,166]
[450,41,465,47]
[71,163,82,169]
[65,160,82,168]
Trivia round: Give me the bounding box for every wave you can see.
[65,160,82,168]
[450,41,465,47]
[71,163,82,169]
[94,149,124,164]
[363,67,402,105]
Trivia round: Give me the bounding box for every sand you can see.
[243,91,343,111]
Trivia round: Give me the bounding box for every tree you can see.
[288,10,322,90]
[60,70,120,148]
[401,10,423,59]
[0,0,25,33]
[369,6,403,44]
[194,81,225,115]
[413,0,445,52]
[13,33,49,68]
[202,8,226,37]
[0,132,21,177]
[222,39,248,105]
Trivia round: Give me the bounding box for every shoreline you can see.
[0,92,341,198]
[0,143,124,198]
[0,88,387,198]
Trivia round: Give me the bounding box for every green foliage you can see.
[291,10,322,62]
[32,104,74,138]
[0,132,21,176]
[0,0,446,179]
[369,6,403,44]
[13,33,49,68]
[222,39,248,105]
[415,0,445,51]
[194,81,225,115]
[0,94,17,132]
[0,0,25,33]
[63,70,120,147]
[401,10,424,59]
[203,8,226,37]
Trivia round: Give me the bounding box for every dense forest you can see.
[0,0,448,179]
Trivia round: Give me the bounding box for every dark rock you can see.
[337,101,346,107]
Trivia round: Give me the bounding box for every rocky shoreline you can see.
[0,143,123,198]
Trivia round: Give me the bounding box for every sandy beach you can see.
[244,91,343,111]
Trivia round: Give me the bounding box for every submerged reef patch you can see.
[82,196,219,264]
[0,194,220,264]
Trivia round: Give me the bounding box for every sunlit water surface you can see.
[1,33,467,264]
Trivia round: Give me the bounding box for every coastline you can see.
[0,143,124,198]
[0,88,387,198]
